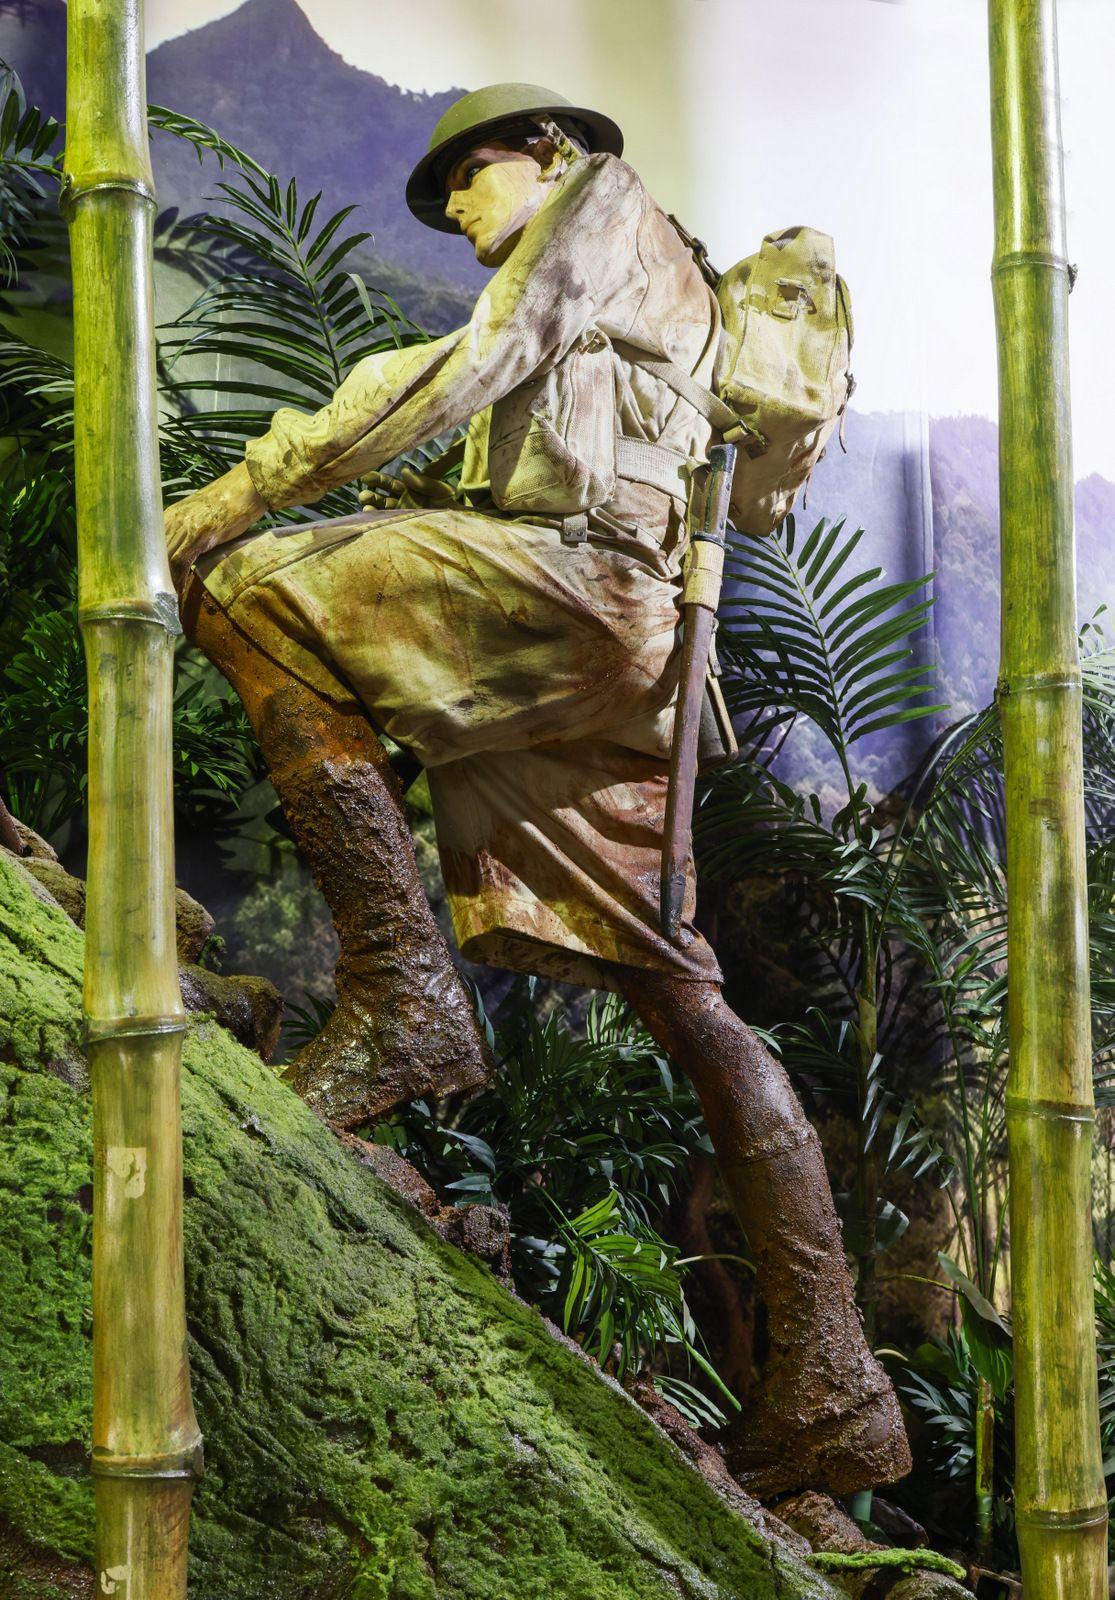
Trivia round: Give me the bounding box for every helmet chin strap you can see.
[530,116,584,175]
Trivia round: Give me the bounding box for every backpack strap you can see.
[612,336,763,455]
[666,213,722,290]
[635,354,743,438]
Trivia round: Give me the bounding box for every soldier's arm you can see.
[164,460,268,592]
[242,153,644,511]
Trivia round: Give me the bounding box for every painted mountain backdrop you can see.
[4,0,1113,789]
[1,0,484,324]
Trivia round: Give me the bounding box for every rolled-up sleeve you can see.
[244,154,645,510]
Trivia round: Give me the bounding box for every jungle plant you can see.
[897,1252,1115,1574]
[707,510,947,1344]
[0,75,431,839]
[365,980,740,1427]
[895,1320,1017,1568]
[906,629,1115,1559]
[707,509,1115,1556]
[0,63,63,302]
[149,105,430,501]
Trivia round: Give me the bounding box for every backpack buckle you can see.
[772,279,817,320]
[561,512,588,545]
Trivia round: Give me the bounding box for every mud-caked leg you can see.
[613,966,911,1499]
[181,576,493,1126]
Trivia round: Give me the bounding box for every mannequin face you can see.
[443,139,557,267]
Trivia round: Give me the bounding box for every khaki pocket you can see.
[489,327,617,515]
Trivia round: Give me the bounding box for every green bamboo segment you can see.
[65,1,202,1594]
[974,1377,994,1566]
[988,1,1107,1594]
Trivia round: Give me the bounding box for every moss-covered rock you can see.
[0,852,841,1600]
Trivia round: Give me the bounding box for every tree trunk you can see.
[64,2,201,1593]
[987,0,1107,1592]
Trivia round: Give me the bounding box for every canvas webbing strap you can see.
[612,338,742,438]
[638,358,741,437]
[614,435,694,500]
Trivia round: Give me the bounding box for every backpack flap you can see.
[715,226,853,535]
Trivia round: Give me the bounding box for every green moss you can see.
[0,854,838,1600]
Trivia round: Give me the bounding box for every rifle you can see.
[660,442,736,940]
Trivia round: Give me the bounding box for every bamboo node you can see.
[83,1011,188,1045]
[990,247,1073,280]
[1005,1093,1094,1125]
[79,593,184,637]
[91,1441,205,1482]
[1015,1503,1108,1532]
[994,669,1081,701]
[59,171,158,219]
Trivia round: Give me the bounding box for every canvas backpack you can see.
[643,220,855,536]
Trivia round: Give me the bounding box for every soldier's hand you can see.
[358,467,459,512]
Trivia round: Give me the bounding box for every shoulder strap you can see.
[666,212,722,290]
[612,336,742,438]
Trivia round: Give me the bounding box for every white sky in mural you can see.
[148,0,1113,477]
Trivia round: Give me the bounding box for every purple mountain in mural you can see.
[147,0,488,302]
[0,0,64,119]
[1,0,485,324]
[809,410,1115,737]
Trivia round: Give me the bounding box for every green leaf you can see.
[937,1253,1009,1332]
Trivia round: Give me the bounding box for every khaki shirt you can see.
[243,153,720,547]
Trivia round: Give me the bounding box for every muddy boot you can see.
[273,753,493,1123]
[714,1123,911,1498]
[182,578,493,1125]
[614,968,911,1500]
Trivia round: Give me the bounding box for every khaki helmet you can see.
[406,82,623,233]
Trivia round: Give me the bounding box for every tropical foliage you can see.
[0,75,429,836]
[706,512,1115,1563]
[347,981,739,1428]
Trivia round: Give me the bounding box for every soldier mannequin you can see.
[166,84,910,1498]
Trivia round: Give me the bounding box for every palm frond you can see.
[0,64,63,291]
[552,1189,739,1416]
[148,104,268,179]
[0,334,75,459]
[719,513,944,778]
[150,121,431,501]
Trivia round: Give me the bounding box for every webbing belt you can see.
[560,339,741,540]
[562,435,697,541]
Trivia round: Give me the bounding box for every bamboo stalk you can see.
[987,2,1107,1594]
[974,1376,994,1566]
[64,3,202,1595]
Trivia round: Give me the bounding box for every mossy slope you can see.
[0,853,838,1600]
